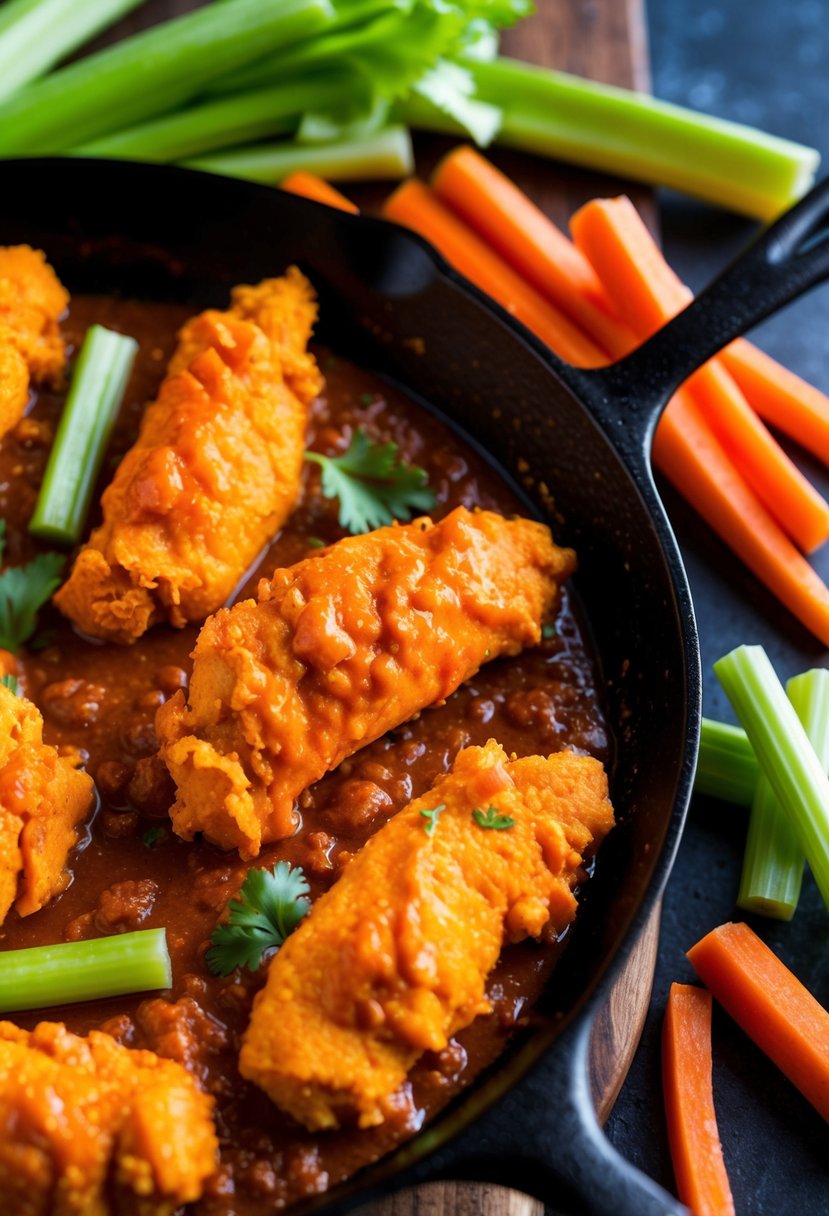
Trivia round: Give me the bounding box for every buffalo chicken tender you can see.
[0,245,68,439]
[54,269,322,644]
[0,682,93,924]
[157,507,574,856]
[0,1020,217,1215]
[240,739,614,1130]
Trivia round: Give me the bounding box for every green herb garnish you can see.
[420,804,446,837]
[0,672,19,695]
[541,622,557,640]
[206,861,311,977]
[143,826,167,849]
[0,521,64,653]
[473,806,515,831]
[305,428,436,534]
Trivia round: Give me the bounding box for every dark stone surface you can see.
[603,4,829,1213]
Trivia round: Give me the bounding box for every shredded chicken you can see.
[157,507,575,856]
[0,1020,218,1215]
[0,682,93,924]
[0,245,68,439]
[240,739,615,1130]
[55,269,322,643]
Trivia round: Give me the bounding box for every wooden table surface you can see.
[85,3,661,1214]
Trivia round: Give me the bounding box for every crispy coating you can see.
[0,682,93,924]
[54,269,322,644]
[239,739,615,1130]
[0,245,68,439]
[157,507,575,857]
[0,1020,218,1216]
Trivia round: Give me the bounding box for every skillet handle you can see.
[515,1015,688,1216]
[579,176,829,441]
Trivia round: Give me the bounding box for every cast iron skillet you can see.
[3,160,829,1216]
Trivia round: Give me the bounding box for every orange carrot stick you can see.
[655,388,829,645]
[663,984,735,1216]
[721,339,829,466]
[688,922,829,1124]
[382,179,608,369]
[571,195,829,554]
[281,171,358,214]
[431,146,633,357]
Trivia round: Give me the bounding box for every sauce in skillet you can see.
[0,295,610,1213]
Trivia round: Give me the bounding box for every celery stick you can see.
[445,57,819,221]
[0,0,333,155]
[695,717,759,806]
[0,929,171,1013]
[715,645,829,912]
[0,0,146,102]
[76,74,347,163]
[738,670,829,919]
[183,125,414,186]
[29,325,137,546]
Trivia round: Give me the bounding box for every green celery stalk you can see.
[29,325,138,546]
[0,928,171,1013]
[714,645,829,912]
[0,0,147,102]
[0,0,333,155]
[76,74,347,163]
[409,56,819,221]
[695,717,759,806]
[183,124,414,185]
[738,670,829,919]
[211,0,398,97]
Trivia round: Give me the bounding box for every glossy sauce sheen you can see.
[0,296,610,1213]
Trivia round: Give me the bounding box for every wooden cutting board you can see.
[95,2,658,1213]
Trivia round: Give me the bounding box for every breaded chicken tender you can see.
[0,1020,217,1216]
[0,682,93,924]
[240,739,614,1130]
[54,269,322,644]
[157,507,575,857]
[0,245,68,439]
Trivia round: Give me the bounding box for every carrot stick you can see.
[430,146,634,357]
[662,984,735,1216]
[721,339,829,466]
[280,170,358,213]
[688,922,829,1124]
[571,195,829,554]
[382,179,608,369]
[654,388,829,646]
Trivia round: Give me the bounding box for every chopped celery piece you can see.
[0,928,171,1013]
[183,125,414,186]
[457,57,819,220]
[695,717,759,806]
[0,0,333,154]
[738,670,829,920]
[715,645,829,913]
[29,325,138,546]
[76,74,348,163]
[0,0,146,102]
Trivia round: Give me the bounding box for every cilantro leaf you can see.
[472,806,515,830]
[0,551,65,653]
[306,428,437,534]
[420,803,447,837]
[205,861,311,977]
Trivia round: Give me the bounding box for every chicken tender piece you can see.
[0,1020,217,1216]
[240,739,614,1130]
[0,682,93,924]
[0,245,68,438]
[158,507,574,856]
[54,269,322,643]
